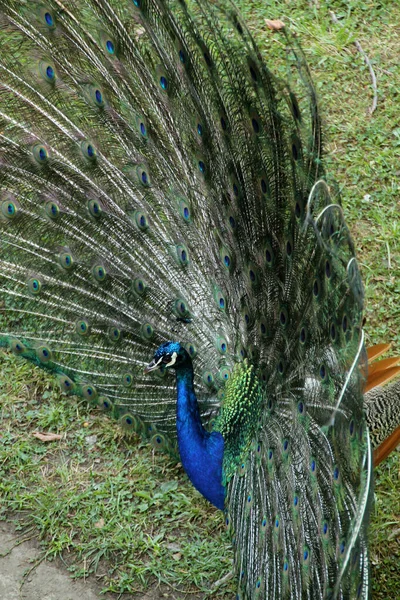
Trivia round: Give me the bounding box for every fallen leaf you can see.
[172,552,181,561]
[167,543,181,552]
[94,518,105,529]
[33,432,63,442]
[265,19,285,31]
[85,435,98,446]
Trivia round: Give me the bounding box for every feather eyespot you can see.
[45,201,60,219]
[264,240,275,267]
[325,260,332,278]
[80,141,96,161]
[94,88,104,106]
[176,244,189,266]
[32,144,49,164]
[1,199,19,220]
[134,210,149,231]
[203,371,214,387]
[133,277,147,297]
[39,61,56,83]
[176,197,191,222]
[260,178,268,194]
[92,265,107,282]
[185,343,196,358]
[11,339,26,355]
[290,92,301,120]
[299,327,307,344]
[108,326,122,342]
[216,335,228,354]
[247,58,259,83]
[247,263,259,286]
[58,374,74,393]
[319,363,327,380]
[283,560,289,572]
[213,287,226,311]
[220,246,232,270]
[252,117,260,133]
[27,277,42,295]
[75,320,90,336]
[43,10,55,28]
[218,367,230,382]
[173,297,191,320]
[98,396,112,411]
[59,251,74,270]
[36,346,52,363]
[279,307,288,328]
[140,323,154,340]
[88,199,103,218]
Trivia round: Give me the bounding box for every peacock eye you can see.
[162,355,171,364]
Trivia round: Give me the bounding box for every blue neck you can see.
[175,364,225,510]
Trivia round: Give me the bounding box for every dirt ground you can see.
[0,522,198,600]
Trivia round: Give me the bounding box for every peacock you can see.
[0,1,399,598]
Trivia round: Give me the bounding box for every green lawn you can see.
[0,1,399,598]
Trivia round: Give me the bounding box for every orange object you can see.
[373,425,400,466]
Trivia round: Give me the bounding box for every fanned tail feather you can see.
[0,1,375,598]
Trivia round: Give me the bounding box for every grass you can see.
[0,355,234,598]
[0,0,399,598]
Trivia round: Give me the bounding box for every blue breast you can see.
[175,368,226,510]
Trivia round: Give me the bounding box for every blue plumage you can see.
[146,342,225,508]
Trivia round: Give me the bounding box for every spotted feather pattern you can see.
[0,1,372,598]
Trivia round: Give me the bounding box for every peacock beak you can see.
[144,356,162,374]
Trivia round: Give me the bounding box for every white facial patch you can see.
[165,351,177,367]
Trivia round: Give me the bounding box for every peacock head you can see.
[144,341,190,373]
